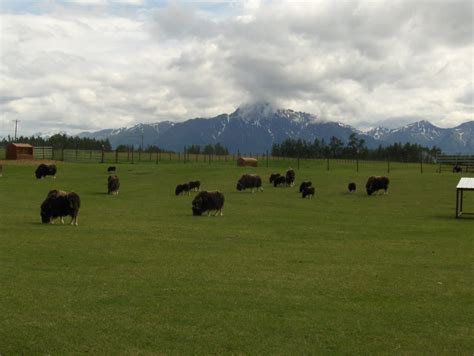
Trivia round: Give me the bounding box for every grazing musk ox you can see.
[175,183,190,196]
[107,166,116,173]
[299,181,312,193]
[348,182,356,193]
[192,191,224,216]
[452,165,462,173]
[273,175,286,187]
[40,190,80,225]
[269,173,281,184]
[108,175,120,195]
[35,164,57,179]
[366,176,390,196]
[302,186,315,198]
[285,169,296,187]
[237,174,263,192]
[188,180,201,191]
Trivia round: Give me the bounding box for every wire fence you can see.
[1,147,473,174]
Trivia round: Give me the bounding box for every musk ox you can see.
[108,175,120,195]
[299,181,312,193]
[285,169,296,187]
[237,174,263,192]
[453,165,462,173]
[269,173,281,184]
[35,164,57,179]
[40,190,80,225]
[107,166,116,173]
[192,191,224,216]
[348,182,356,193]
[302,186,315,198]
[188,180,201,191]
[175,183,190,196]
[273,175,286,187]
[366,176,390,196]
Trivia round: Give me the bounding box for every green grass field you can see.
[0,160,472,354]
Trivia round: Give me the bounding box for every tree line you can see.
[1,134,112,150]
[272,134,442,162]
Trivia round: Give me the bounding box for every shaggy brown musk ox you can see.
[348,182,356,193]
[192,191,224,216]
[365,176,389,195]
[40,190,80,225]
[302,186,315,198]
[35,164,57,179]
[108,175,120,195]
[285,169,296,187]
[237,174,263,192]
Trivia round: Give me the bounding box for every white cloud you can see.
[0,0,472,137]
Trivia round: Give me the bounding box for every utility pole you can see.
[12,120,20,140]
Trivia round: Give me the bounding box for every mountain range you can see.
[77,103,473,154]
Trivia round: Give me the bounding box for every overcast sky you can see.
[0,0,472,136]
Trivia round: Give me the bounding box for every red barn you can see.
[6,143,33,160]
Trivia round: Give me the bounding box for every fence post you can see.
[42,146,45,159]
[266,150,269,167]
[90,150,92,161]
[131,145,134,164]
[356,155,359,173]
[420,153,423,174]
[159,151,161,162]
[387,157,390,174]
[209,154,211,165]
[62,148,65,161]
[127,147,130,161]
[115,149,118,163]
[101,146,105,163]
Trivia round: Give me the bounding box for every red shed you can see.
[6,143,33,160]
[237,156,258,167]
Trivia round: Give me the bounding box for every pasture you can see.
[0,160,472,353]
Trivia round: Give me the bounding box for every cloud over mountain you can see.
[0,1,472,137]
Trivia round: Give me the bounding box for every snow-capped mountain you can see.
[364,120,474,153]
[78,121,175,148]
[75,103,473,153]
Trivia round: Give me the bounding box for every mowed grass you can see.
[0,160,472,354]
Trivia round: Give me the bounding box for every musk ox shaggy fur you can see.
[108,175,120,195]
[299,181,312,193]
[302,186,315,198]
[188,180,201,191]
[453,165,462,173]
[269,173,281,184]
[35,164,57,179]
[348,182,357,193]
[40,190,80,225]
[366,176,390,196]
[107,166,116,173]
[237,174,263,192]
[175,183,190,196]
[273,175,286,187]
[285,169,296,187]
[192,191,224,216]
